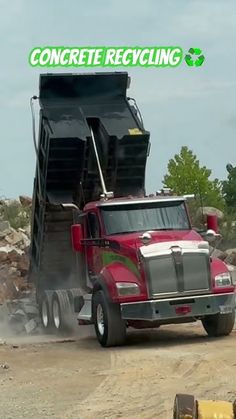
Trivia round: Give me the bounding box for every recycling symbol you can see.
[185,48,205,67]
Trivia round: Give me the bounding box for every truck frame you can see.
[29,72,235,347]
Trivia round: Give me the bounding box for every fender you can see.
[211,257,235,294]
[93,277,113,303]
[95,262,147,303]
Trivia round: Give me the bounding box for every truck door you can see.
[86,212,103,276]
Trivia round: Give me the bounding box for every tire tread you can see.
[93,290,126,347]
[52,290,73,332]
[202,310,235,337]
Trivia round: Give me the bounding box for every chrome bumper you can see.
[120,293,235,321]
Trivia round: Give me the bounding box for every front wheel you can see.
[202,310,235,337]
[92,290,126,347]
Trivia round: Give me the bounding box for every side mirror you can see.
[206,214,218,233]
[204,229,222,244]
[71,224,84,252]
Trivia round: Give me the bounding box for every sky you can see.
[0,0,236,198]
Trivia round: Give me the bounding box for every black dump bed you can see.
[30,72,150,291]
[38,72,149,204]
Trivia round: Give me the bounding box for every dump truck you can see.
[29,72,235,347]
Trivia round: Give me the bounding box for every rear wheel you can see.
[92,290,126,347]
[202,310,235,337]
[67,288,83,310]
[52,290,73,334]
[39,290,53,332]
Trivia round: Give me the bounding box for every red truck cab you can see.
[72,195,235,347]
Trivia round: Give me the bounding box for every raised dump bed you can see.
[29,72,150,293]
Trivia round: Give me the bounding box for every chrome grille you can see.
[146,252,210,297]
[183,253,209,291]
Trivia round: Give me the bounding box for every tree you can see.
[222,164,236,211]
[163,146,225,210]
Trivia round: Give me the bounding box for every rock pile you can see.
[0,293,40,335]
[0,223,31,303]
[0,197,42,334]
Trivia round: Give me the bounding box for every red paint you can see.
[210,258,235,293]
[207,214,218,233]
[105,229,203,252]
[100,262,147,303]
[84,207,104,275]
[71,224,84,252]
[175,306,192,316]
[71,201,235,304]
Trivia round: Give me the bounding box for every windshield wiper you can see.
[110,227,188,235]
[110,230,140,235]
[151,228,182,231]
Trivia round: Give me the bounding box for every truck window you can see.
[101,201,190,235]
[87,213,100,239]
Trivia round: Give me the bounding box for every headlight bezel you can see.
[214,272,232,288]
[116,282,140,296]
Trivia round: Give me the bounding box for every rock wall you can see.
[0,197,32,303]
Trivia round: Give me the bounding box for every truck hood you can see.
[107,229,203,251]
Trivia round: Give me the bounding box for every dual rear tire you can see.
[40,290,53,331]
[39,289,75,334]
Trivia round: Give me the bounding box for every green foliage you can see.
[0,201,31,229]
[163,146,225,210]
[222,164,236,211]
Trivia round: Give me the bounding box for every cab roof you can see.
[83,195,186,211]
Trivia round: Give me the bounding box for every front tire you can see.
[202,310,235,337]
[92,290,126,347]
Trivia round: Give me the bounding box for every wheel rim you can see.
[41,300,48,328]
[97,304,105,336]
[53,300,60,329]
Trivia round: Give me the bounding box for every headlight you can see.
[214,272,232,287]
[116,282,140,296]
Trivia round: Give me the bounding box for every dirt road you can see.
[0,323,236,418]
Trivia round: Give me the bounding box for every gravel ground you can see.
[0,322,236,418]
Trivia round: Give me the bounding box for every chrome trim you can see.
[143,247,211,299]
[61,203,79,210]
[120,292,235,321]
[52,299,60,329]
[120,292,235,307]
[41,300,49,327]
[90,127,114,200]
[96,304,105,336]
[99,197,186,206]
[77,294,92,321]
[140,240,209,258]
[150,289,211,299]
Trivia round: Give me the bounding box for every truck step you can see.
[77,294,92,321]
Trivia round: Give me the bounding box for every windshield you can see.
[101,201,190,235]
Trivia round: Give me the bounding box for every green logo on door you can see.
[185,48,205,67]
